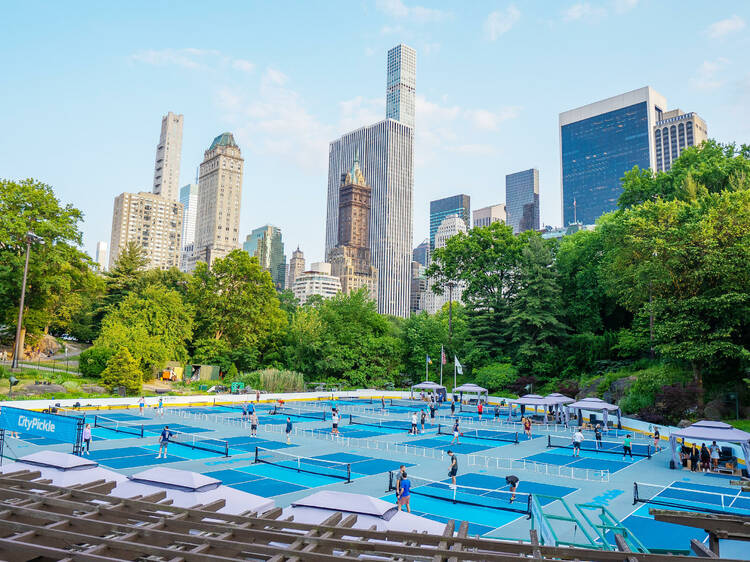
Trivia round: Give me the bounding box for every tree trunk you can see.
[17,327,27,361]
[692,362,704,412]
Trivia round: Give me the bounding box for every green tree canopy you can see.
[101,347,142,395]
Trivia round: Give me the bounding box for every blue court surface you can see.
[524,447,641,473]
[399,436,504,454]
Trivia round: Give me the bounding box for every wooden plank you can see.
[690,539,718,559]
[614,534,638,562]
[530,529,543,561]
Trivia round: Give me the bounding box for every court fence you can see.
[467,454,610,483]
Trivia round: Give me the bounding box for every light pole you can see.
[11,232,42,371]
[446,280,456,357]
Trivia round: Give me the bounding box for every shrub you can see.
[473,363,518,393]
[79,347,114,376]
[638,382,700,425]
[248,369,304,393]
[619,363,691,414]
[101,348,142,395]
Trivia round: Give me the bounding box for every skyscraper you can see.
[287,247,305,290]
[95,241,108,272]
[654,110,708,172]
[473,204,506,228]
[560,87,667,225]
[292,262,342,305]
[412,240,429,267]
[423,214,467,314]
[243,224,286,290]
[190,133,244,270]
[179,183,199,271]
[386,44,416,129]
[325,45,415,317]
[329,155,378,301]
[152,112,183,201]
[429,195,470,250]
[506,169,539,233]
[109,192,182,270]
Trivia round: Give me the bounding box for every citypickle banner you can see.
[0,406,82,445]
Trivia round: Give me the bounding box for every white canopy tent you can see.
[281,490,445,534]
[546,393,575,425]
[0,451,127,487]
[409,381,447,401]
[567,397,622,429]
[511,394,554,421]
[452,383,488,404]
[110,467,275,515]
[668,420,750,471]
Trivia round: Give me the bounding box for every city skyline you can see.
[1,3,748,266]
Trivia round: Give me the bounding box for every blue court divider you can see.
[0,406,84,454]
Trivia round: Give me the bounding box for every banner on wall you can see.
[0,406,83,447]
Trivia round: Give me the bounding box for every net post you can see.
[346,463,351,483]
[647,444,651,459]
[93,414,98,428]
[632,482,638,505]
[547,434,551,448]
[387,470,394,491]
[349,413,353,425]
[140,423,144,438]
[514,431,519,444]
[254,446,260,464]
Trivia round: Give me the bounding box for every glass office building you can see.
[560,87,666,226]
[506,169,539,233]
[429,195,470,250]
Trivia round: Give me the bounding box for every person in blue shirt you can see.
[285,416,293,444]
[397,471,411,512]
[241,402,248,419]
[156,425,174,459]
[157,397,164,418]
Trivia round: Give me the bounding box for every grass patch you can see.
[724,419,750,432]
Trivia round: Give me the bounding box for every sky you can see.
[1,1,749,264]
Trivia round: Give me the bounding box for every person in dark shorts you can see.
[653,427,661,452]
[477,401,483,421]
[332,409,340,435]
[700,443,710,472]
[505,474,519,503]
[82,423,92,454]
[494,405,500,421]
[241,402,248,420]
[450,418,460,445]
[381,397,386,409]
[623,434,633,459]
[395,464,406,502]
[397,471,411,512]
[157,425,174,459]
[250,412,258,437]
[420,409,426,433]
[447,450,458,488]
[285,417,293,444]
[572,429,584,457]
[594,424,602,449]
[450,400,455,415]
[690,443,699,471]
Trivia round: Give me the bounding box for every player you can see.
[156,425,174,459]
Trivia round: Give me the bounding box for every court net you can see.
[272,405,327,421]
[255,446,351,482]
[548,434,652,458]
[437,424,519,444]
[150,427,229,457]
[388,471,531,515]
[389,398,433,409]
[349,414,415,431]
[458,403,496,414]
[633,482,750,516]
[93,415,144,438]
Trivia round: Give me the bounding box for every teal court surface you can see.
[3,397,748,554]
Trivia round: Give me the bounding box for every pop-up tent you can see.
[410,381,447,401]
[669,420,750,471]
[567,397,621,429]
[511,394,549,420]
[546,393,575,405]
[452,383,488,405]
[546,393,575,424]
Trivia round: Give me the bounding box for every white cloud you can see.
[381,24,405,35]
[338,96,385,132]
[484,5,521,40]
[376,0,449,22]
[130,48,255,74]
[263,67,288,87]
[692,58,730,91]
[466,107,522,130]
[365,47,376,56]
[563,3,606,22]
[613,0,638,13]
[706,15,746,39]
[423,42,441,55]
[231,59,255,73]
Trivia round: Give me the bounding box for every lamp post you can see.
[446,280,455,345]
[11,232,42,371]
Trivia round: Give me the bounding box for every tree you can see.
[0,178,92,349]
[95,285,193,378]
[101,348,142,395]
[400,312,447,379]
[504,236,568,375]
[78,346,114,376]
[189,250,285,350]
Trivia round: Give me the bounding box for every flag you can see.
[441,346,447,365]
[454,356,463,375]
[426,355,432,365]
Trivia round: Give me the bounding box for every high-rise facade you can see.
[190,133,244,270]
[152,112,183,201]
[292,262,342,305]
[506,169,539,233]
[386,44,416,129]
[473,204,506,228]
[560,86,667,226]
[424,215,467,314]
[429,195,470,250]
[410,260,426,315]
[329,156,378,301]
[243,224,286,290]
[109,192,183,270]
[325,45,415,318]
[286,247,305,290]
[179,183,199,271]
[95,241,108,272]
[412,240,429,268]
[654,110,708,172]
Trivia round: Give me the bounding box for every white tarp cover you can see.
[453,383,488,393]
[668,420,750,469]
[567,397,622,428]
[512,394,549,406]
[284,490,445,534]
[545,393,575,405]
[411,381,446,391]
[0,450,127,487]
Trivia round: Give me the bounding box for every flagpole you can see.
[453,358,456,389]
[425,355,428,382]
[440,345,443,386]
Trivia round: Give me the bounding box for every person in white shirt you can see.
[410,412,418,435]
[572,429,584,457]
[332,410,340,435]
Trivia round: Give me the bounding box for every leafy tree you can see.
[277,289,299,317]
[505,236,568,375]
[95,285,193,378]
[78,346,114,376]
[189,250,285,350]
[400,312,447,379]
[101,348,142,395]
[473,362,518,393]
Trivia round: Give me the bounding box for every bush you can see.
[639,382,700,425]
[101,348,142,395]
[254,369,304,393]
[79,347,114,376]
[619,363,691,414]
[473,363,518,393]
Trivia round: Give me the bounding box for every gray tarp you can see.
[567,397,622,429]
[668,420,750,470]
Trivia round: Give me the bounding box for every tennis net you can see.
[389,398,430,409]
[437,424,519,444]
[349,413,414,431]
[548,434,652,458]
[93,415,144,438]
[633,482,750,516]
[272,405,327,421]
[388,472,531,515]
[254,446,351,482]
[150,427,229,457]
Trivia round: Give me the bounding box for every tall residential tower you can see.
[506,169,539,233]
[179,183,199,271]
[386,44,416,129]
[429,195,470,250]
[190,133,244,270]
[243,224,286,290]
[152,112,183,201]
